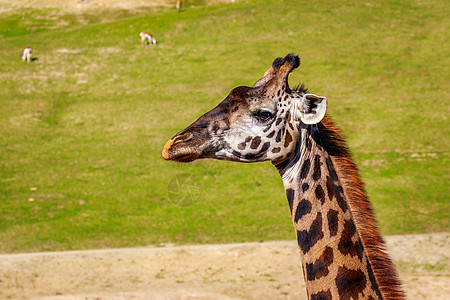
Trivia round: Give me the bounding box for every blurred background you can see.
[0,0,448,255]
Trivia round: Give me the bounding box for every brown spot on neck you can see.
[335,266,367,300]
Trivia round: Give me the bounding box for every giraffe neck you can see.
[274,118,404,299]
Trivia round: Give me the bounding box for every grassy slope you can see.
[0,0,448,253]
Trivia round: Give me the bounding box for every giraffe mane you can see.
[293,82,308,94]
[318,114,405,299]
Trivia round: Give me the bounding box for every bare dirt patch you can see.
[54,48,82,54]
[0,0,241,14]
[0,233,448,299]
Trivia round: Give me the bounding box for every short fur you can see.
[319,115,405,299]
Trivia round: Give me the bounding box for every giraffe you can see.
[162,54,405,299]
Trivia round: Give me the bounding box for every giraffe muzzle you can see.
[161,132,200,162]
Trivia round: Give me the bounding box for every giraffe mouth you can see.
[169,153,200,163]
[162,135,201,163]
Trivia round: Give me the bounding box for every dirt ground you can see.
[0,233,448,299]
[0,0,240,14]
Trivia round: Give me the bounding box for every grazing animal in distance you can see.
[162,54,405,299]
[140,31,157,46]
[22,46,32,62]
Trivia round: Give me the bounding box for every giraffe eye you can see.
[254,110,274,123]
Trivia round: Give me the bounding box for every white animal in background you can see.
[140,32,157,46]
[22,46,32,62]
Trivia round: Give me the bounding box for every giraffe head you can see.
[162,54,327,164]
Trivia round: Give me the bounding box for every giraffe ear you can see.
[291,93,327,124]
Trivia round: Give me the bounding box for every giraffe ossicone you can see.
[162,54,405,299]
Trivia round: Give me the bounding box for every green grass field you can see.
[0,0,448,253]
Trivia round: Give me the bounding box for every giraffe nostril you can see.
[173,132,192,144]
[162,132,195,160]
